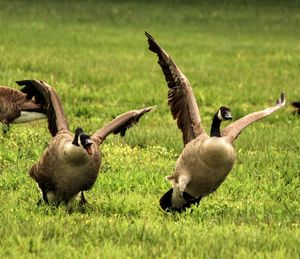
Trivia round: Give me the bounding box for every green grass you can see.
[0,0,299,258]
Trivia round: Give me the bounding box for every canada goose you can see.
[17,80,153,205]
[145,32,286,212]
[292,102,300,115]
[0,84,46,132]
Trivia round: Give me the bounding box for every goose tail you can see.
[159,188,175,212]
[292,102,300,108]
[292,102,300,115]
[159,188,202,213]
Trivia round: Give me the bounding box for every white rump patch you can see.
[12,111,46,124]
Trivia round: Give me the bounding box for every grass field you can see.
[0,0,299,258]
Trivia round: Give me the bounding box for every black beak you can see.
[78,131,93,155]
[225,112,233,120]
[82,138,93,147]
[82,138,93,155]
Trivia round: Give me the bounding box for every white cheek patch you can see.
[217,110,224,120]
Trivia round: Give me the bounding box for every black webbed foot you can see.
[3,124,9,134]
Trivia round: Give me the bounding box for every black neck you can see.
[72,134,80,146]
[210,113,222,137]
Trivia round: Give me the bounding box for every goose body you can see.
[18,80,153,205]
[30,130,100,203]
[145,32,286,212]
[174,135,235,198]
[0,86,46,129]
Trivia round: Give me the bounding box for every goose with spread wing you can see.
[145,32,286,213]
[17,80,153,205]
[0,84,46,132]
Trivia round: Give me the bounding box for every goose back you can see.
[0,87,27,123]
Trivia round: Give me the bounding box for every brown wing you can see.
[0,87,25,123]
[0,86,44,124]
[16,80,69,136]
[221,93,286,143]
[92,107,154,145]
[145,32,205,145]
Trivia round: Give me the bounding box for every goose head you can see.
[210,106,232,137]
[217,106,232,121]
[72,127,93,156]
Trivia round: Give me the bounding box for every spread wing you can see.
[92,107,154,145]
[16,80,69,136]
[145,32,205,146]
[221,93,285,143]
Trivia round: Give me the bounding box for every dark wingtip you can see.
[145,31,157,45]
[145,31,161,54]
[141,106,156,114]
[112,106,155,138]
[16,80,52,91]
[16,79,42,86]
[16,80,30,86]
[144,31,153,40]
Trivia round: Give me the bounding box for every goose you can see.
[0,84,46,132]
[292,102,300,115]
[145,32,286,212]
[17,80,153,205]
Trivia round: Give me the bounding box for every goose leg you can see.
[37,182,49,205]
[2,123,9,134]
[79,191,88,206]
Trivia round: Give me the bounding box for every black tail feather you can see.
[182,195,202,211]
[292,102,300,108]
[159,188,202,213]
[159,188,174,211]
[292,102,300,115]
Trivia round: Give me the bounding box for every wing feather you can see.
[221,93,286,143]
[16,80,69,136]
[92,107,153,145]
[145,32,205,145]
